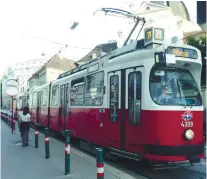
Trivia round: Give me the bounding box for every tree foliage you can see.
[186,36,206,51]
[186,35,206,86]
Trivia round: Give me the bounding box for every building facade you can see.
[114,1,202,46]
[28,55,77,88]
[77,41,118,65]
[2,58,48,109]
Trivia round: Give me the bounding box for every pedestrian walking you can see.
[19,106,30,147]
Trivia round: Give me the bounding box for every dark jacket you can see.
[20,122,30,132]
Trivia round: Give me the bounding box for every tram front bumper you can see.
[143,144,204,162]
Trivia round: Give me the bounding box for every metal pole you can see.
[45,128,50,159]
[96,148,104,179]
[35,124,39,148]
[12,97,14,134]
[65,130,70,175]
[0,81,2,109]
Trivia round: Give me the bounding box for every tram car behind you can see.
[29,26,205,164]
[15,92,29,119]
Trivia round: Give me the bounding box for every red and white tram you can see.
[17,25,205,164]
[15,91,29,118]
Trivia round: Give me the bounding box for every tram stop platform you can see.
[1,119,147,179]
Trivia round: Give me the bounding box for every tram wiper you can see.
[190,99,198,108]
[176,78,186,108]
[190,91,200,108]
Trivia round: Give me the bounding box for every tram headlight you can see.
[184,129,194,140]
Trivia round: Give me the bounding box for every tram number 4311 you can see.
[181,121,193,128]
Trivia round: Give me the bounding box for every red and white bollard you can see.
[45,136,49,142]
[96,148,104,179]
[35,129,38,148]
[65,130,70,175]
[45,128,50,159]
[65,144,70,155]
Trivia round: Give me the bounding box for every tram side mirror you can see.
[154,52,166,66]
[165,54,176,65]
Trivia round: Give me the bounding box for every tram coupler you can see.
[187,156,200,166]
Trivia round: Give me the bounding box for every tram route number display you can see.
[166,46,198,59]
[181,121,193,128]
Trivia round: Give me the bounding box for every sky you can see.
[0,0,198,77]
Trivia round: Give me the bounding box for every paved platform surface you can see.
[1,120,147,179]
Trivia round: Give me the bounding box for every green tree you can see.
[186,35,206,86]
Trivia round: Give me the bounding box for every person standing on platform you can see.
[19,106,30,147]
[18,107,23,138]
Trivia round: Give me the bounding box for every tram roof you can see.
[56,38,148,80]
[57,39,201,81]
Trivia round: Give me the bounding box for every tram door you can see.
[125,67,143,153]
[60,84,69,131]
[37,92,42,123]
[107,71,122,149]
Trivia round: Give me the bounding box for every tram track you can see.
[118,157,206,179]
[36,127,206,179]
[176,162,206,175]
[116,157,206,179]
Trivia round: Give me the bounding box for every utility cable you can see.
[24,33,93,50]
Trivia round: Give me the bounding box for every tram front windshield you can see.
[149,67,202,106]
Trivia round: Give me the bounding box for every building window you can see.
[70,78,84,106]
[84,71,104,106]
[51,85,59,106]
[128,72,142,125]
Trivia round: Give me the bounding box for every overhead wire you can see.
[23,32,94,63]
[24,33,93,50]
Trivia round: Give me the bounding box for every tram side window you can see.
[84,71,104,106]
[60,86,64,107]
[128,72,142,125]
[65,84,69,104]
[70,78,84,106]
[28,95,32,108]
[110,75,119,123]
[18,98,22,109]
[42,88,48,106]
[51,85,59,106]
[22,96,27,108]
[32,93,37,106]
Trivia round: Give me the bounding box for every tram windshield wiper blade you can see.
[190,99,198,108]
[190,91,200,108]
[176,78,186,108]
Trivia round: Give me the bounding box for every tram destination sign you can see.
[145,28,164,42]
[166,46,198,59]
